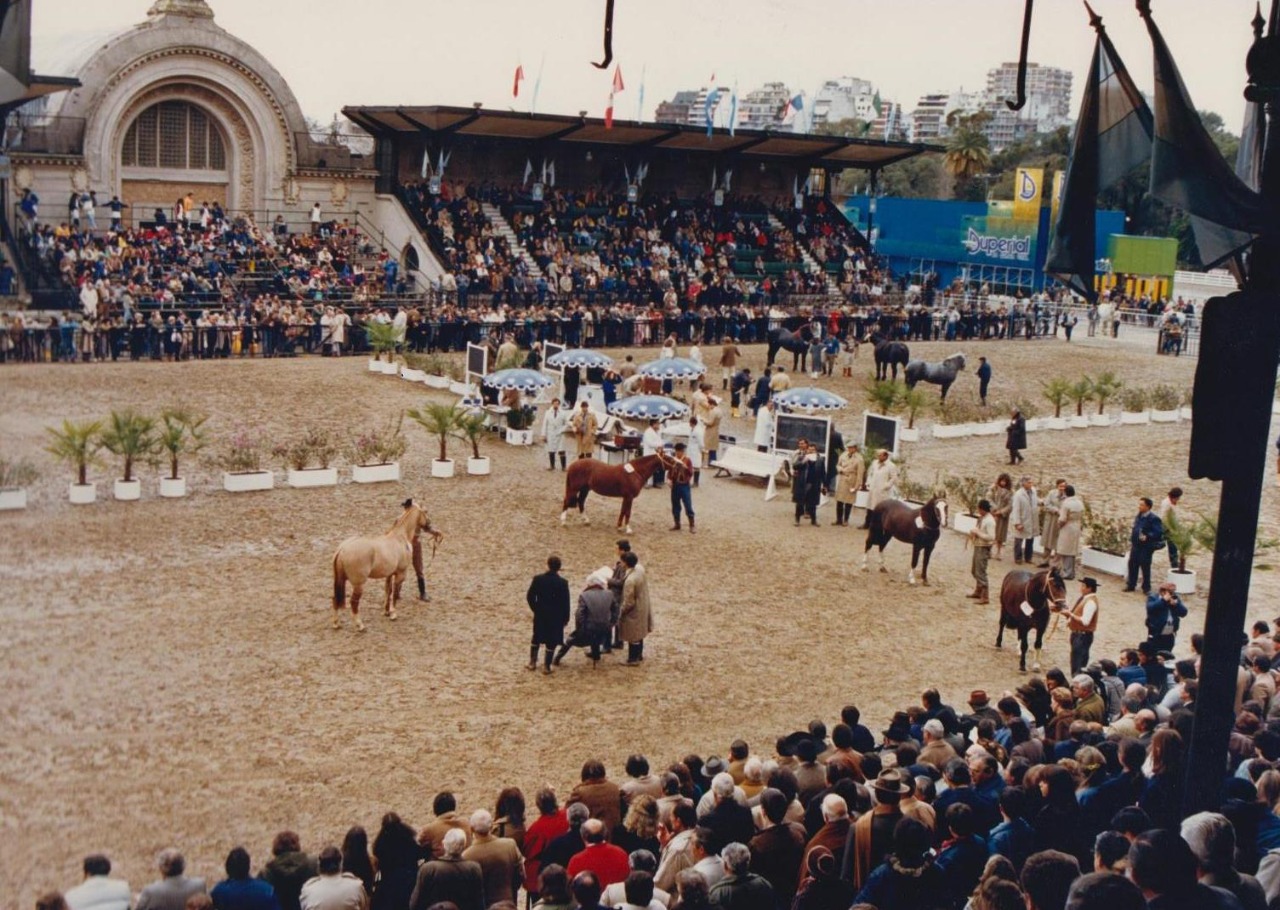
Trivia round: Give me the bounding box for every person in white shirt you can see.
[310,202,323,233]
[541,399,569,471]
[300,846,367,910]
[685,416,705,486]
[688,829,726,889]
[753,402,775,453]
[65,855,130,910]
[1059,577,1100,676]
[642,419,666,488]
[967,499,996,605]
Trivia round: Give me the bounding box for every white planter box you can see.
[1023,417,1042,432]
[953,513,979,534]
[506,427,534,446]
[424,374,451,389]
[1151,409,1179,423]
[69,482,97,505]
[1167,569,1197,595]
[1069,415,1090,429]
[159,477,187,498]
[900,427,920,442]
[932,423,971,439]
[855,490,870,509]
[379,360,401,374]
[114,479,142,501]
[401,368,426,382]
[287,467,339,488]
[1082,547,1129,576]
[1179,406,1193,421]
[223,471,274,493]
[1044,416,1069,430]
[1090,413,1114,427]
[449,380,473,396]
[368,358,382,372]
[0,488,28,510]
[467,456,491,476]
[352,462,400,484]
[1119,411,1150,425]
[431,458,456,478]
[972,421,1004,436]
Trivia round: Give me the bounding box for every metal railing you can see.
[4,114,86,156]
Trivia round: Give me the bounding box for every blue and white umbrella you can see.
[608,395,692,421]
[481,368,555,392]
[774,387,849,411]
[546,348,614,370]
[637,357,707,380]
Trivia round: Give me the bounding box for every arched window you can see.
[122,101,226,170]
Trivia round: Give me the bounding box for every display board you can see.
[543,341,565,378]
[466,343,488,388]
[772,413,831,455]
[862,411,901,458]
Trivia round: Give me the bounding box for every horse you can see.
[766,326,812,373]
[332,498,443,631]
[860,495,948,585]
[904,352,966,400]
[865,331,910,381]
[996,568,1068,673]
[561,451,688,533]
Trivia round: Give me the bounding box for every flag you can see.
[1142,4,1267,267]
[421,149,430,180]
[871,91,883,118]
[728,83,739,137]
[605,64,624,129]
[779,92,804,124]
[512,64,524,98]
[705,87,720,136]
[1046,5,1153,302]
[522,159,533,187]
[636,65,646,122]
[1012,168,1044,221]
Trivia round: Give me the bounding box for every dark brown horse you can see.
[860,496,948,585]
[996,568,1068,672]
[866,330,910,381]
[561,452,688,533]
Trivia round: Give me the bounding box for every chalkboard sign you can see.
[773,413,831,455]
[543,341,565,377]
[862,412,901,457]
[466,342,488,386]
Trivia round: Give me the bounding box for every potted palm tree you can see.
[348,413,407,483]
[46,418,104,504]
[0,457,38,510]
[99,409,159,501]
[1120,387,1151,424]
[898,387,926,443]
[943,474,986,534]
[1066,378,1094,429]
[866,380,899,417]
[456,412,491,476]
[408,401,460,478]
[157,406,207,498]
[1162,511,1200,595]
[1091,371,1121,426]
[364,320,399,373]
[1039,378,1071,430]
[1150,384,1180,423]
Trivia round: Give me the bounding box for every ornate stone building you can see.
[14,0,376,227]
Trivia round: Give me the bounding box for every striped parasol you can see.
[546,349,615,369]
[607,395,692,421]
[774,387,849,411]
[481,368,555,392]
[637,357,707,380]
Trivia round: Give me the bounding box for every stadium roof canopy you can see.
[342,104,940,171]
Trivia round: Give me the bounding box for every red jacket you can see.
[567,842,630,887]
[523,810,570,892]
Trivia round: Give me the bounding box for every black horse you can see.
[904,352,966,401]
[866,331,910,381]
[767,326,812,372]
[861,495,947,585]
[996,568,1068,673]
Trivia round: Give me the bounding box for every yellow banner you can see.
[1050,170,1065,224]
[1013,167,1044,222]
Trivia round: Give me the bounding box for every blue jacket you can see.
[1146,591,1188,638]
[854,858,947,910]
[1131,510,1164,552]
[988,818,1034,871]
[934,836,989,909]
[210,879,280,910]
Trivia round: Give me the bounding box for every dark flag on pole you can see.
[1046,4,1152,302]
[1141,1,1268,267]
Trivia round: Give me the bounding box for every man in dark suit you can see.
[750,367,772,416]
[791,440,824,526]
[1124,497,1165,594]
[702,772,755,854]
[527,555,570,674]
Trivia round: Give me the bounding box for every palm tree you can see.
[1067,378,1095,417]
[1039,378,1071,419]
[944,111,992,182]
[45,419,104,486]
[408,402,460,463]
[99,409,158,482]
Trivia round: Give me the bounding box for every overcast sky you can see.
[32,0,1257,133]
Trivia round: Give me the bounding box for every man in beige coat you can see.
[1056,484,1085,579]
[571,402,599,459]
[619,551,653,666]
[462,810,523,906]
[833,444,865,527]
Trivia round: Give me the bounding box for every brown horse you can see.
[561,452,688,533]
[332,498,442,631]
[996,568,1068,672]
[860,496,948,585]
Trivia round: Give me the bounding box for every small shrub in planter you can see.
[504,403,538,445]
[895,465,935,505]
[1120,387,1149,412]
[157,406,207,498]
[0,457,38,510]
[348,413,408,482]
[866,380,900,415]
[45,418,104,503]
[898,387,926,440]
[220,424,274,492]
[1150,384,1180,421]
[275,427,340,488]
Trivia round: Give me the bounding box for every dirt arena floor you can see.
[2,332,1277,906]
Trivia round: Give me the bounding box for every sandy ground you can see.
[1,333,1275,907]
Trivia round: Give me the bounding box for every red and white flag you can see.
[605,64,624,129]
[513,64,525,98]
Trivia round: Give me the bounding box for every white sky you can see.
[32,0,1257,132]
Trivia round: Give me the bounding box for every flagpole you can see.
[531,52,546,115]
[1179,0,1280,816]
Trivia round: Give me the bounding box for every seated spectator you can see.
[298,846,367,910]
[210,848,278,910]
[136,849,207,910]
[409,828,484,910]
[707,843,774,910]
[259,833,316,910]
[65,855,130,910]
[567,819,630,888]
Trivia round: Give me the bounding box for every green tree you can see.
[868,154,946,199]
[943,111,992,183]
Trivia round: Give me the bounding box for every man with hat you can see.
[843,769,911,889]
[966,498,996,603]
[1056,578,1101,675]
[669,441,695,533]
[881,712,916,751]
[962,691,1001,732]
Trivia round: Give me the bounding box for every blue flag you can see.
[705,87,720,136]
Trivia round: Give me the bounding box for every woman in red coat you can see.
[523,788,570,897]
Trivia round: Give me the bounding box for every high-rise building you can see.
[737,82,792,130]
[654,90,698,126]
[985,61,1072,122]
[811,76,878,129]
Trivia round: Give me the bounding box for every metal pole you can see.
[1182,0,1280,816]
[867,168,878,248]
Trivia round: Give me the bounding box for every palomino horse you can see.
[996,568,1068,672]
[766,326,812,372]
[865,331,910,381]
[561,452,688,533]
[332,498,442,631]
[904,352,966,401]
[861,496,948,585]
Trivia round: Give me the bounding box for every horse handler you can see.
[526,555,570,674]
[966,499,996,604]
[669,442,696,533]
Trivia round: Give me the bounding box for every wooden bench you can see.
[715,446,785,500]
